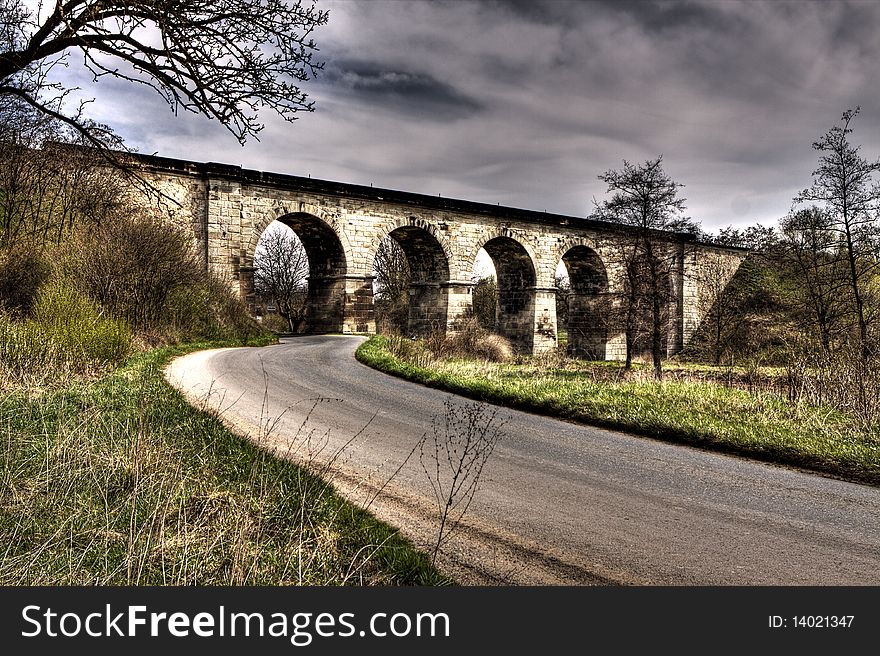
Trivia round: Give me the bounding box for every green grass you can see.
[1,281,132,387]
[356,335,880,487]
[0,339,450,585]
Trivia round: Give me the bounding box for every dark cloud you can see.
[55,0,880,232]
[318,59,483,121]
[598,0,747,33]
[480,0,591,25]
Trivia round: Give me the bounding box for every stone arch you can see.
[248,205,353,333]
[371,219,452,337]
[246,201,354,270]
[367,216,455,278]
[474,233,538,353]
[552,236,604,274]
[558,243,610,359]
[464,227,540,284]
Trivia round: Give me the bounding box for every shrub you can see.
[162,276,261,344]
[0,310,57,385]
[62,213,264,345]
[64,211,202,332]
[259,311,291,334]
[437,318,513,363]
[385,332,435,368]
[0,280,131,387]
[0,245,50,316]
[31,280,132,369]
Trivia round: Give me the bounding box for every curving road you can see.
[165,335,880,585]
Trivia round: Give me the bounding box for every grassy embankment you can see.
[0,338,450,585]
[356,335,880,487]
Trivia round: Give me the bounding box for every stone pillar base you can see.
[443,280,475,333]
[407,282,448,337]
[342,274,375,334]
[531,287,558,354]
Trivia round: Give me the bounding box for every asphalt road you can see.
[165,335,880,585]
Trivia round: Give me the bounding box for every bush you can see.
[0,245,50,316]
[31,280,132,369]
[64,211,202,331]
[0,280,131,387]
[0,311,57,385]
[786,341,880,434]
[435,318,513,363]
[62,213,264,345]
[259,312,291,334]
[162,276,263,344]
[374,295,409,334]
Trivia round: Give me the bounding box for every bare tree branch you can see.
[1,0,328,146]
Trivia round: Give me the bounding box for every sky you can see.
[53,0,880,234]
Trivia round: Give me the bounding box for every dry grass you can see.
[0,343,450,585]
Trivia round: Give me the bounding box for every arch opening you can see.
[560,245,609,359]
[482,237,536,352]
[373,225,450,337]
[469,247,498,332]
[251,213,349,333]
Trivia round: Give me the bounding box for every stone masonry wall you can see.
[133,160,745,359]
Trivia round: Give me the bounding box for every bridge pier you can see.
[303,274,376,334]
[238,265,256,313]
[407,282,449,337]
[305,275,346,333]
[343,274,375,334]
[443,280,475,333]
[566,291,610,360]
[532,288,558,354]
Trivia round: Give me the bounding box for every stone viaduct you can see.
[127,152,746,359]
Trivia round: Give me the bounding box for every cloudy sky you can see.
[61,0,880,233]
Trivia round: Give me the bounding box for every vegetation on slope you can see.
[0,132,448,586]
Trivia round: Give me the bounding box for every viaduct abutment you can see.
[127,153,746,358]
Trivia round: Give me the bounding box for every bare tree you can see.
[419,398,505,566]
[711,223,778,251]
[795,108,880,359]
[372,237,410,332]
[253,225,308,332]
[601,239,648,370]
[0,116,124,247]
[594,156,697,377]
[471,274,497,331]
[778,207,851,353]
[553,273,569,331]
[0,0,328,147]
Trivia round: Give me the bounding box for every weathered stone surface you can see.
[127,153,745,359]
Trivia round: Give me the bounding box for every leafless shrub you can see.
[385,333,435,369]
[63,211,202,331]
[440,317,513,362]
[419,398,506,565]
[786,341,880,433]
[0,244,49,316]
